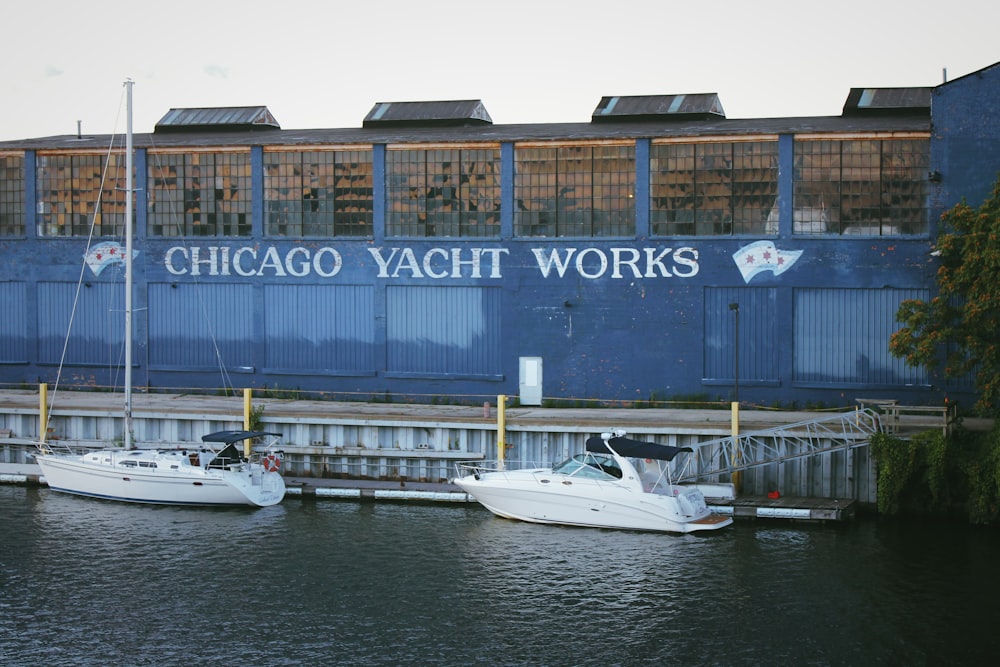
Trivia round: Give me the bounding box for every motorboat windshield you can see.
[551,453,623,480]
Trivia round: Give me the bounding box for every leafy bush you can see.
[872,425,1000,524]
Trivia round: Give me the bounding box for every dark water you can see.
[1,486,997,667]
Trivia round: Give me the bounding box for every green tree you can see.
[890,175,1000,415]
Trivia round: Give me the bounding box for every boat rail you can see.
[454,459,550,478]
[30,438,281,469]
[33,439,113,457]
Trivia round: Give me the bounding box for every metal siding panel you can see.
[703,289,730,378]
[386,286,501,375]
[264,285,375,371]
[37,282,124,365]
[0,282,28,362]
[796,289,828,382]
[704,287,778,382]
[868,288,929,385]
[148,284,254,368]
[794,288,929,385]
[743,288,779,382]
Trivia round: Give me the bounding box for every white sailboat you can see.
[34,80,286,507]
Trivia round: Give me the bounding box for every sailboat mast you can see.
[124,79,134,450]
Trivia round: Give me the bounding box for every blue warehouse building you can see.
[0,62,998,408]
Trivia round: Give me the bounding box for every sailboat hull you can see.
[36,452,285,507]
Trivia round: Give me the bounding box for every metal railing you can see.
[678,408,882,482]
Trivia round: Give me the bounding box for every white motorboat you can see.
[33,80,286,508]
[36,430,287,507]
[454,429,733,533]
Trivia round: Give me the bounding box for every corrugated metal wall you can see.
[38,281,124,365]
[793,288,930,385]
[703,287,778,382]
[148,283,254,369]
[386,286,502,376]
[0,282,27,363]
[264,284,375,372]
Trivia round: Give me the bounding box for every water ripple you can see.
[2,487,999,666]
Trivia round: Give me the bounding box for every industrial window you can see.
[650,140,778,236]
[147,151,252,237]
[36,153,130,237]
[514,144,635,237]
[264,149,373,237]
[0,155,24,236]
[386,147,500,237]
[793,138,929,235]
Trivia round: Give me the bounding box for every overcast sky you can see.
[2,0,996,141]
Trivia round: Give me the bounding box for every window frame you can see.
[36,151,131,238]
[514,141,635,238]
[263,146,374,238]
[385,144,501,238]
[146,148,253,237]
[0,153,25,237]
[792,135,930,236]
[649,137,779,237]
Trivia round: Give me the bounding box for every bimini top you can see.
[201,430,282,445]
[586,435,693,461]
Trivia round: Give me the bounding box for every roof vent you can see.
[362,100,493,127]
[841,88,931,117]
[154,106,280,133]
[592,93,726,122]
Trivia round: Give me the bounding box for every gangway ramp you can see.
[678,409,882,499]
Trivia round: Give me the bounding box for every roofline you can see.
[0,114,931,151]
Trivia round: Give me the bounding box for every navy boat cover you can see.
[585,435,693,462]
[201,430,282,444]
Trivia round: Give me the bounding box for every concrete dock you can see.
[2,389,986,521]
[0,387,852,433]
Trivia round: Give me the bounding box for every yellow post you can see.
[39,383,48,445]
[243,388,253,457]
[497,394,507,470]
[731,400,742,494]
